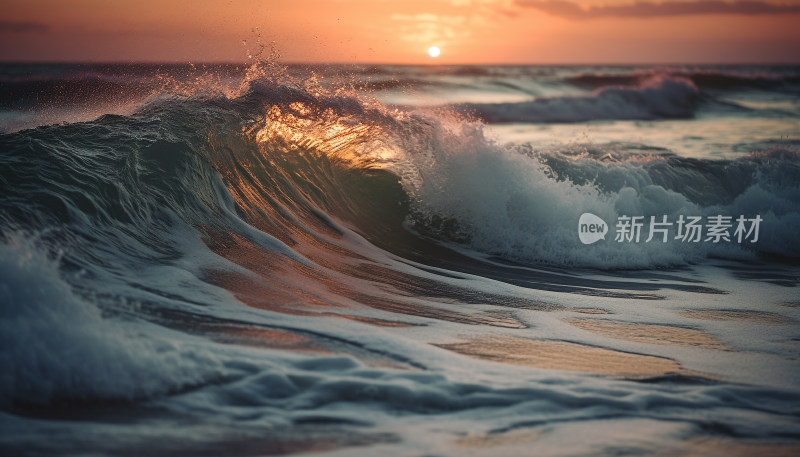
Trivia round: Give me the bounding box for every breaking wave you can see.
[1,64,799,457]
[1,74,798,278]
[453,76,701,123]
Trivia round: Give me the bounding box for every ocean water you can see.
[1,61,799,456]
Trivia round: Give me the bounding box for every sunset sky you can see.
[1,0,799,64]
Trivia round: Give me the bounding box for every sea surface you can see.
[1,61,800,456]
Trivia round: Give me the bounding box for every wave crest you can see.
[454,76,700,123]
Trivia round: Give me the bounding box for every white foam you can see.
[393,118,708,268]
[386,109,799,267]
[0,236,228,405]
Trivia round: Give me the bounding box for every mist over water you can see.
[1,61,799,456]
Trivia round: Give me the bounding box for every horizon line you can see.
[1,59,800,67]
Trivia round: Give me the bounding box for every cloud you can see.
[515,0,800,19]
[0,21,48,33]
[391,13,471,43]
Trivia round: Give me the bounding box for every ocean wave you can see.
[0,78,153,110]
[567,68,800,92]
[0,236,231,406]
[0,63,245,111]
[399,119,800,267]
[1,69,800,448]
[1,75,798,277]
[453,76,701,123]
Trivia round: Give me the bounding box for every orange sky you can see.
[1,0,799,63]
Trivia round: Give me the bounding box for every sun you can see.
[428,46,441,58]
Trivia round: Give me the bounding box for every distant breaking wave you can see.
[566,68,800,91]
[453,76,701,123]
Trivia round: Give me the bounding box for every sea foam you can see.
[0,236,227,405]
